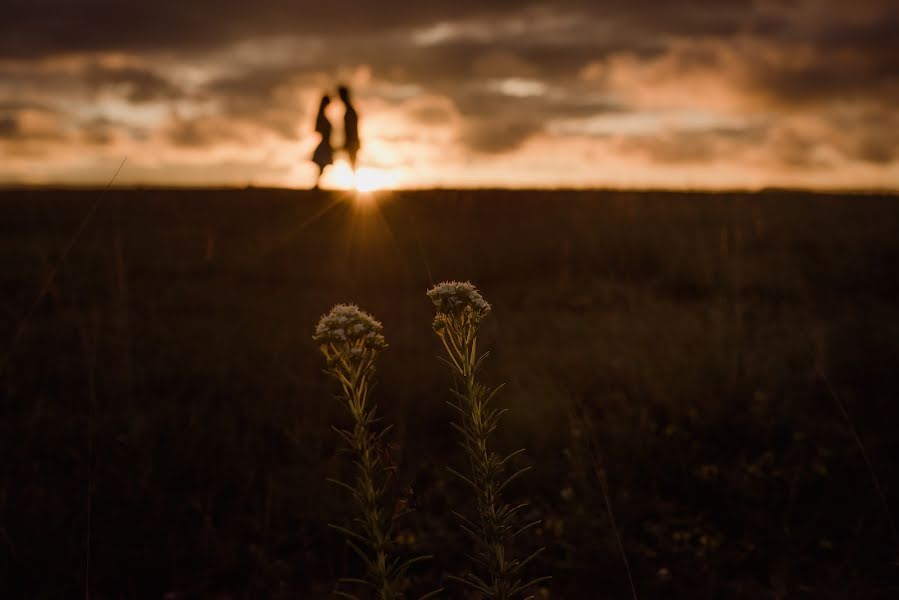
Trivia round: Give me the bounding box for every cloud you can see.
[472,50,539,78]
[462,119,542,154]
[83,64,182,103]
[165,114,284,148]
[614,106,899,170]
[0,0,897,187]
[0,104,65,141]
[0,116,18,138]
[617,125,767,165]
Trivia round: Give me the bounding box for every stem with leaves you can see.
[314,304,440,600]
[427,282,548,599]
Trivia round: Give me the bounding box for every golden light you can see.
[323,159,397,193]
[355,168,397,193]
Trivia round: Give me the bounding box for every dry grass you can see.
[1,188,898,598]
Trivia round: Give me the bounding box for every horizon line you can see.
[1,184,898,196]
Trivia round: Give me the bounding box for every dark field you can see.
[1,188,898,598]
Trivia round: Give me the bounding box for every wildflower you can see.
[314,304,386,405]
[427,281,492,342]
[427,282,493,380]
[313,304,437,600]
[427,280,491,319]
[313,303,386,350]
[428,281,547,599]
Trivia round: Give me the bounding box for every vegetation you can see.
[428,281,547,598]
[314,304,425,599]
[1,188,897,598]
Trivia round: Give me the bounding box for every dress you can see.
[312,113,333,170]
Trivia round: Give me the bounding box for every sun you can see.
[324,159,397,193]
[355,168,396,193]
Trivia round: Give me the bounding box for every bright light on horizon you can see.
[355,167,397,193]
[321,159,398,192]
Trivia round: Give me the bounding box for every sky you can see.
[1,0,897,189]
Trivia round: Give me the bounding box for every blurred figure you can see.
[338,85,360,172]
[311,94,333,189]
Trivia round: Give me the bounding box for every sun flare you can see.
[323,160,396,193]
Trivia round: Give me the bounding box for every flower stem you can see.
[347,385,393,599]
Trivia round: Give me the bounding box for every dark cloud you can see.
[618,109,898,169]
[5,0,894,111]
[747,48,899,108]
[84,64,182,103]
[0,116,19,138]
[462,119,542,154]
[1,0,897,185]
[203,67,309,102]
[0,0,797,59]
[198,68,314,139]
[0,100,57,112]
[0,0,541,57]
[0,104,64,142]
[166,116,257,148]
[855,137,895,165]
[829,109,899,165]
[618,125,767,165]
[0,0,889,56]
[79,117,135,146]
[408,104,454,125]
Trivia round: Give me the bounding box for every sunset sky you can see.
[1,0,897,189]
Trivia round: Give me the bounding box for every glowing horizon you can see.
[1,1,897,190]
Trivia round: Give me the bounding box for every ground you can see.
[1,188,898,598]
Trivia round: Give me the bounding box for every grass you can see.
[1,188,898,598]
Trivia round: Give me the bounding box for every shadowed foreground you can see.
[1,188,898,598]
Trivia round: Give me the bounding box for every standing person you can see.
[338,85,360,173]
[311,94,333,189]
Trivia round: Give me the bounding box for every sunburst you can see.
[324,159,397,193]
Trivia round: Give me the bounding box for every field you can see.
[1,188,898,598]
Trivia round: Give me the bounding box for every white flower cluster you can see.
[427,281,491,320]
[313,304,387,351]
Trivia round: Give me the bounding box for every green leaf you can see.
[511,520,542,541]
[446,467,478,490]
[510,575,552,596]
[497,466,532,494]
[447,574,489,594]
[498,448,526,467]
[338,577,373,587]
[328,523,370,547]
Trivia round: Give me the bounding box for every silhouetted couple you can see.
[312,86,359,189]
